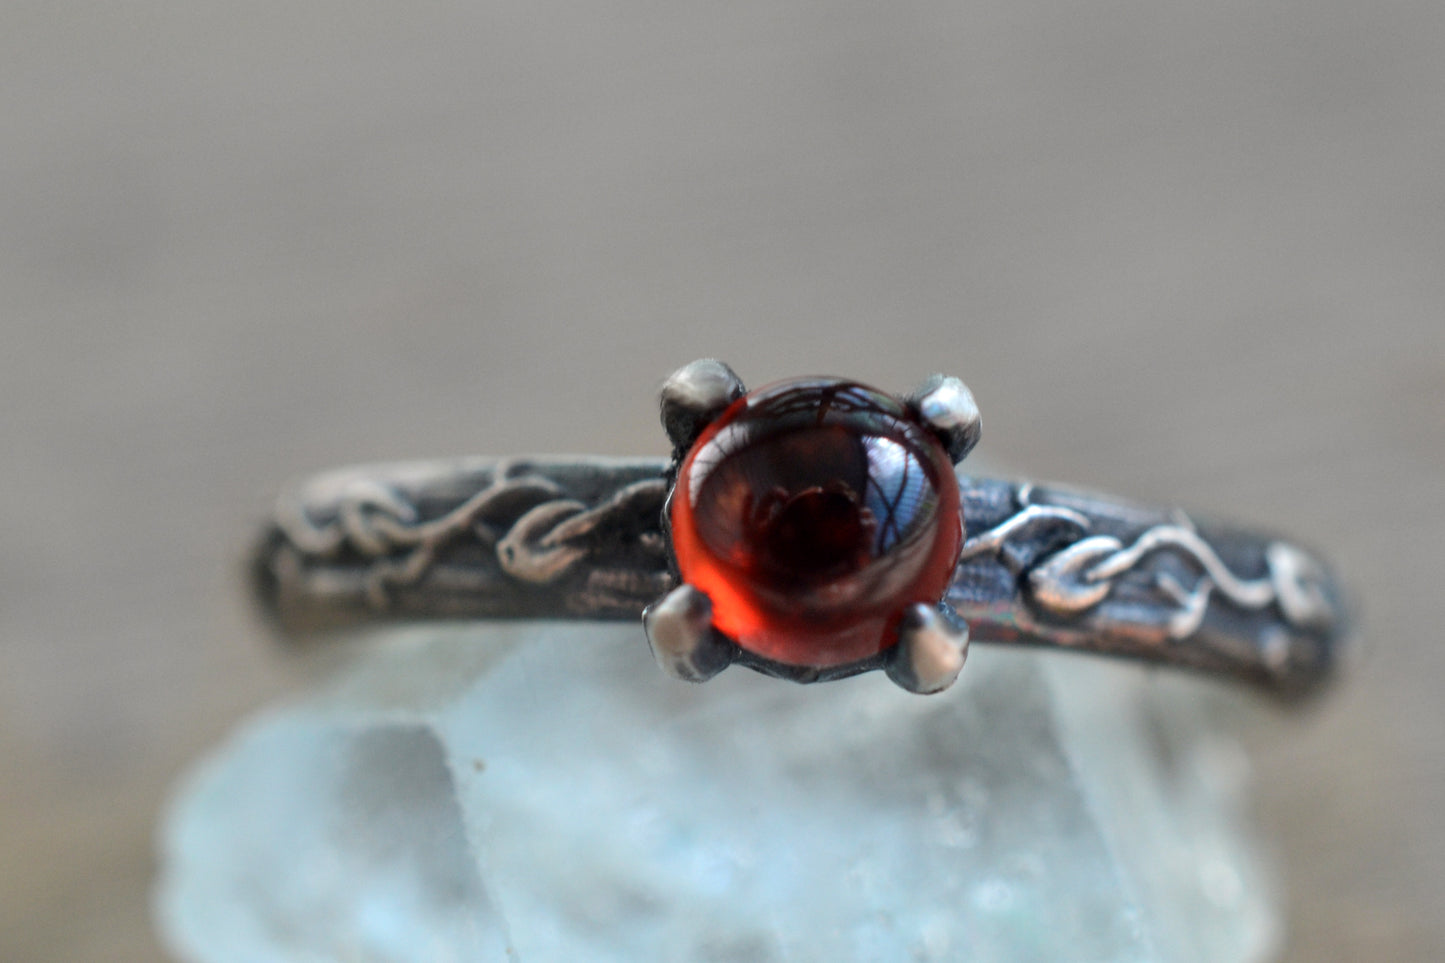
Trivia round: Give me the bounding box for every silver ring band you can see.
[251,455,1346,700]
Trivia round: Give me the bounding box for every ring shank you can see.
[252,456,1346,699]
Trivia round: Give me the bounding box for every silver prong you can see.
[907,374,981,464]
[885,603,970,694]
[642,584,736,682]
[660,359,746,451]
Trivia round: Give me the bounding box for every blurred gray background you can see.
[1,1,1441,960]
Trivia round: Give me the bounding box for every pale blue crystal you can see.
[156,625,1278,962]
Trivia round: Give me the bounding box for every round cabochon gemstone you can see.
[670,377,964,668]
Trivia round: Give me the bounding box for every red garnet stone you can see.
[670,377,964,668]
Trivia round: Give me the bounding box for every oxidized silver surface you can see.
[253,453,1346,699]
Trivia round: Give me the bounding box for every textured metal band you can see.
[251,456,1346,699]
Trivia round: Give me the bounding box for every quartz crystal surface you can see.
[155,625,1279,963]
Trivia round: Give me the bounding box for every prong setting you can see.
[660,359,746,452]
[642,583,737,683]
[907,374,981,464]
[652,366,974,693]
[885,603,970,694]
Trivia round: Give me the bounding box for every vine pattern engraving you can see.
[274,469,1335,646]
[959,484,1336,641]
[275,460,668,609]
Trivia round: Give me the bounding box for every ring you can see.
[251,359,1347,699]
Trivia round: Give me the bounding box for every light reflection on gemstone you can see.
[862,435,935,555]
[669,376,963,668]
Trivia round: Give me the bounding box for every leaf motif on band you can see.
[960,486,1336,640]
